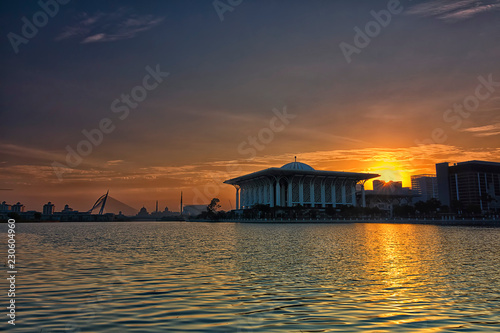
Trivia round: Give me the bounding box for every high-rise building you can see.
[11,202,25,213]
[436,160,500,212]
[411,174,438,201]
[43,202,55,215]
[372,180,403,194]
[0,201,11,212]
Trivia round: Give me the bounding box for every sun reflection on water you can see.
[1,222,499,332]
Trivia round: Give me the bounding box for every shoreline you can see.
[194,218,500,226]
[2,219,499,227]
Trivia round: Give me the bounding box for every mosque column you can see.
[331,180,337,208]
[263,181,268,205]
[248,187,252,208]
[270,181,275,208]
[236,187,240,210]
[321,179,326,208]
[310,178,315,208]
[248,186,253,207]
[341,181,347,205]
[246,186,250,208]
[253,185,258,207]
[287,178,293,207]
[276,181,281,207]
[299,178,304,205]
[361,183,366,208]
[240,187,245,209]
[258,181,263,205]
[351,182,356,207]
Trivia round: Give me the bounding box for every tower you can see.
[180,191,183,215]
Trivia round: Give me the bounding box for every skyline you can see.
[1,0,500,211]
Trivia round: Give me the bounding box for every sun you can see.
[365,162,412,189]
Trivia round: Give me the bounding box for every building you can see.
[43,202,55,215]
[61,204,75,214]
[183,205,207,216]
[373,180,403,194]
[137,206,149,217]
[0,201,11,212]
[436,160,500,212]
[364,180,416,215]
[411,174,438,201]
[224,160,379,209]
[11,202,25,213]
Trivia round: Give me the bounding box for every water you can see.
[1,222,499,332]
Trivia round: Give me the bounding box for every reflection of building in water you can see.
[411,174,438,202]
[437,160,500,213]
[224,159,379,210]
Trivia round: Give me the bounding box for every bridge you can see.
[87,191,138,215]
[87,190,109,215]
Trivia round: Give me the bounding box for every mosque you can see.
[224,159,379,210]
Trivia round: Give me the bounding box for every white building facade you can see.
[224,161,379,210]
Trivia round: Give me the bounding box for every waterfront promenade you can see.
[216,217,500,226]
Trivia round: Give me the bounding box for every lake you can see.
[1,222,499,332]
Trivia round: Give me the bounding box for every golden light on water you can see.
[356,223,446,330]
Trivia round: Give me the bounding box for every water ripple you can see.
[1,222,499,332]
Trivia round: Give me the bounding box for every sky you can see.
[1,0,500,213]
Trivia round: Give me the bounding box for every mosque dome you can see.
[280,161,315,171]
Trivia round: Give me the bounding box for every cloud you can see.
[462,122,500,136]
[2,144,500,209]
[0,143,65,163]
[56,9,164,43]
[82,33,106,43]
[407,0,500,22]
[105,160,125,167]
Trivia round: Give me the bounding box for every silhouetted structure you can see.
[363,180,417,215]
[1,201,11,212]
[411,174,438,201]
[88,190,109,215]
[437,160,500,213]
[43,202,55,215]
[183,205,206,217]
[225,159,379,209]
[11,202,25,213]
[137,206,149,217]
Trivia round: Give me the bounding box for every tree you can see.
[451,199,464,214]
[415,198,442,217]
[252,204,271,219]
[206,198,221,220]
[7,212,20,221]
[325,206,337,218]
[207,198,221,213]
[393,204,415,218]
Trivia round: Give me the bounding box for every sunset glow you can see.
[1,1,499,212]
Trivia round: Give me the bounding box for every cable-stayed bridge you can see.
[87,191,138,215]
